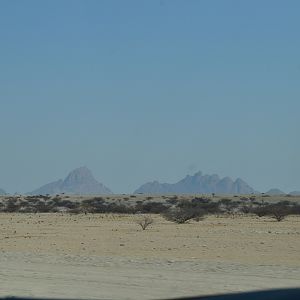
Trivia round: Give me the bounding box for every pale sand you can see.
[0,213,300,299]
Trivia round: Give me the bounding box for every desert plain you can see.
[0,195,300,299]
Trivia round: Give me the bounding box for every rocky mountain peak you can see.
[29,167,112,195]
[134,171,255,194]
[63,166,97,185]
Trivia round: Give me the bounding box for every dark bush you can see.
[163,206,206,224]
[4,198,20,212]
[251,205,269,217]
[81,198,107,213]
[135,202,168,214]
[35,201,53,213]
[277,200,292,206]
[25,196,40,203]
[106,203,135,214]
[268,204,291,222]
[191,197,211,203]
[240,205,253,214]
[219,199,241,213]
[290,204,300,215]
[251,203,292,221]
[166,198,179,205]
[183,198,220,214]
[219,198,233,205]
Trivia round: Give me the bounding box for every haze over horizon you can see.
[0,1,299,194]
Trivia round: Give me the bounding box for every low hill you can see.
[266,188,285,195]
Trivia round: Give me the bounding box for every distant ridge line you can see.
[134,171,256,195]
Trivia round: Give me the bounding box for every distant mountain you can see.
[266,188,285,195]
[0,188,7,195]
[29,167,112,195]
[289,191,300,196]
[134,171,255,194]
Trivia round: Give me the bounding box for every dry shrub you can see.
[268,204,290,222]
[252,202,294,221]
[163,207,206,224]
[136,215,154,230]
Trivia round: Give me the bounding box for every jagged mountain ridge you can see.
[29,167,112,195]
[134,171,255,194]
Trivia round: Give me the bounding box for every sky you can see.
[0,0,299,194]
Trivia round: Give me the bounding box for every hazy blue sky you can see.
[0,0,299,194]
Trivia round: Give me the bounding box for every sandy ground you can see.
[0,213,300,299]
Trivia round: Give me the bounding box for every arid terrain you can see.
[0,195,300,299]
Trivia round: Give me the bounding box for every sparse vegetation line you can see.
[0,195,299,223]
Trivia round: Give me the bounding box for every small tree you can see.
[137,215,154,230]
[163,206,206,224]
[251,205,269,217]
[268,205,290,222]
